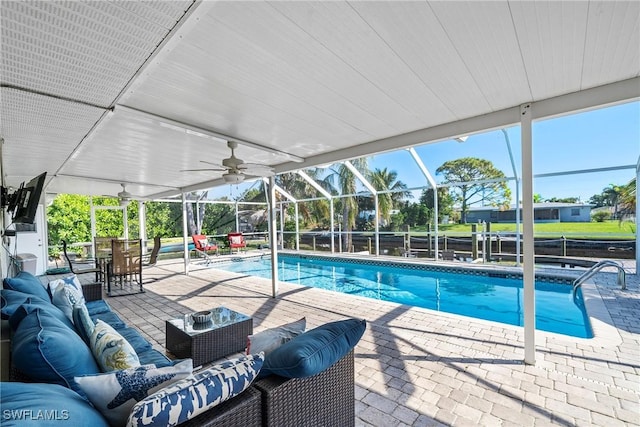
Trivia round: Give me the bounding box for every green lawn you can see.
[411,220,635,239]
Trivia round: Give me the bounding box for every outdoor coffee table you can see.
[166,307,253,367]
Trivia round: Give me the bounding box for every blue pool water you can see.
[213,255,593,338]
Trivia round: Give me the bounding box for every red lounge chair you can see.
[191,234,218,264]
[227,232,247,254]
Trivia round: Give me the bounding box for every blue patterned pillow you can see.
[247,317,306,356]
[75,359,193,427]
[127,353,264,427]
[51,276,85,321]
[73,303,95,345]
[91,320,141,372]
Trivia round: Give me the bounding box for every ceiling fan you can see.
[182,141,275,183]
[102,183,136,206]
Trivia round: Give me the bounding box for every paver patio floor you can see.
[75,254,639,426]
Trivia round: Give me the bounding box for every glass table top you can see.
[168,306,251,336]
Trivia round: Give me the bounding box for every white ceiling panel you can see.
[1,0,638,198]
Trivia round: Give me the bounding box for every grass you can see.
[409,220,635,239]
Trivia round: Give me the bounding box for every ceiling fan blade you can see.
[180,168,226,172]
[200,160,225,167]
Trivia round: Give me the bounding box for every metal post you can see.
[368,238,372,254]
[294,202,300,251]
[235,202,240,233]
[313,236,316,252]
[471,224,478,260]
[485,221,491,261]
[182,193,189,275]
[562,235,567,257]
[138,201,147,254]
[330,199,335,254]
[374,194,380,256]
[521,103,536,365]
[268,176,279,298]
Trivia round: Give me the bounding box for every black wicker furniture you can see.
[166,306,253,367]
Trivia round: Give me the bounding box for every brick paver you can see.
[71,254,639,426]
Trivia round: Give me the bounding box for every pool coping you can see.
[206,250,619,342]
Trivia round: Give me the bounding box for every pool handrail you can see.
[572,260,626,296]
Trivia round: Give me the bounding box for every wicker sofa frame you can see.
[28,282,356,426]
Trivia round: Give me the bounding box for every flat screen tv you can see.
[12,172,47,224]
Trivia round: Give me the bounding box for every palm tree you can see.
[326,159,368,251]
[618,178,636,219]
[602,184,622,219]
[368,168,411,225]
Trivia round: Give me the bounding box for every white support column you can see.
[182,193,189,275]
[373,194,380,255]
[520,103,535,365]
[235,202,239,233]
[138,201,147,254]
[502,129,521,266]
[294,202,300,251]
[90,197,96,242]
[330,199,335,253]
[268,176,279,297]
[636,156,639,275]
[123,206,129,239]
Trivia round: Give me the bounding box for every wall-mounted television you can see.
[9,172,47,224]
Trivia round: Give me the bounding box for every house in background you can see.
[466,203,594,223]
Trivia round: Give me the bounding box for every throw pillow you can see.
[2,271,50,302]
[51,276,85,322]
[11,307,100,396]
[247,317,306,356]
[91,320,141,372]
[260,318,366,378]
[1,382,109,427]
[75,359,193,427]
[198,238,209,248]
[73,303,95,345]
[127,353,264,427]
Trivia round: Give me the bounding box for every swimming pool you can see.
[212,254,593,338]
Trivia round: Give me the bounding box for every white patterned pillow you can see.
[127,353,264,427]
[51,276,85,321]
[75,359,193,427]
[91,320,141,372]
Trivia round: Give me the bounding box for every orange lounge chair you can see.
[191,234,218,264]
[227,232,247,254]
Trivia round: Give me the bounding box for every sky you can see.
[210,101,639,205]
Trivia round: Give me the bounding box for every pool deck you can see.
[73,251,639,426]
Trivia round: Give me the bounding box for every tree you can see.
[545,196,579,203]
[435,157,510,223]
[419,187,454,224]
[618,177,636,219]
[368,167,411,225]
[326,159,368,251]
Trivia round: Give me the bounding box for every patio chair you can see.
[108,238,143,296]
[227,232,247,254]
[440,249,456,261]
[191,234,218,265]
[61,239,103,282]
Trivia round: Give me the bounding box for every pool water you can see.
[213,255,593,338]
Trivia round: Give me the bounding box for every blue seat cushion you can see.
[2,271,50,302]
[0,382,109,427]
[260,318,366,378]
[137,348,173,368]
[85,299,112,316]
[90,311,125,329]
[117,326,152,353]
[12,308,100,396]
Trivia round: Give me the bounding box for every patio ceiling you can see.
[1,1,639,201]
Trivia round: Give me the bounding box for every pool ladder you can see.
[572,260,627,297]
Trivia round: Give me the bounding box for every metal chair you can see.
[61,239,102,281]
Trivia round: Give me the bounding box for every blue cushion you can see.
[137,349,173,368]
[90,311,126,329]
[73,303,95,345]
[3,271,50,302]
[1,288,49,320]
[8,300,75,331]
[118,327,152,353]
[0,382,109,427]
[85,299,112,315]
[128,354,263,426]
[12,308,100,395]
[74,359,193,427]
[260,318,366,378]
[90,320,140,372]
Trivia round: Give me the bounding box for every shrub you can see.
[591,211,610,222]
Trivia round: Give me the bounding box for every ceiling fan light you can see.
[223,172,245,184]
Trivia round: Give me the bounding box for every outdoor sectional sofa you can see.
[1,272,365,426]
